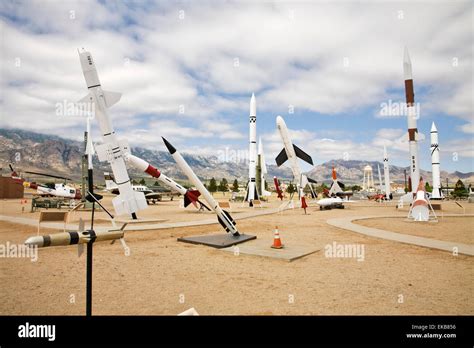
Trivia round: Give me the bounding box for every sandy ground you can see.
[0,196,473,315]
[355,216,473,245]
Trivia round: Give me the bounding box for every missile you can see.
[275,115,313,198]
[125,153,203,208]
[430,122,442,199]
[383,146,391,200]
[25,226,123,248]
[274,176,283,200]
[245,93,259,205]
[410,178,429,221]
[77,50,147,217]
[162,137,239,236]
[403,47,420,194]
[377,164,383,192]
[258,138,271,197]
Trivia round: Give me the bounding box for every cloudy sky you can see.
[0,0,472,173]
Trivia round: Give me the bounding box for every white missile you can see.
[246,93,259,205]
[162,137,239,236]
[404,47,420,194]
[125,153,202,208]
[275,115,313,198]
[383,146,391,200]
[410,178,429,221]
[377,164,382,192]
[258,138,271,196]
[77,50,147,218]
[430,122,442,199]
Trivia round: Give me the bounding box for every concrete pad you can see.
[221,239,320,261]
[177,233,256,248]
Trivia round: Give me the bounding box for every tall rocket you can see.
[246,93,259,205]
[78,50,147,218]
[403,47,420,194]
[383,146,391,200]
[430,122,442,199]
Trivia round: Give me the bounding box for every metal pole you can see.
[86,241,93,316]
[404,169,407,192]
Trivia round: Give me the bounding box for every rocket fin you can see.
[184,189,200,208]
[293,144,313,165]
[307,177,317,184]
[103,90,122,108]
[275,148,288,166]
[77,93,93,105]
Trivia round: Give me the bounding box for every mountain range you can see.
[1,128,472,186]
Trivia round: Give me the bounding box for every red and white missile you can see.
[430,122,442,199]
[245,93,259,205]
[273,177,283,200]
[77,50,147,218]
[125,153,202,208]
[404,47,420,195]
[162,137,239,236]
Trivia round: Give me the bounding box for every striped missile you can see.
[162,137,240,236]
[25,221,123,248]
[404,47,420,194]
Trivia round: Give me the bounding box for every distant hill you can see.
[1,128,472,186]
[0,128,291,184]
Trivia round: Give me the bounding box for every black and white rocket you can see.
[246,93,259,205]
[403,47,420,195]
[162,137,240,236]
[430,122,442,199]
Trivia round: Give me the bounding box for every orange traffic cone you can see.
[271,226,284,249]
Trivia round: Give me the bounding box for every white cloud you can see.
[0,0,471,173]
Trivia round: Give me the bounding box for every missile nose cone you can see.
[250,93,256,116]
[161,137,176,154]
[403,47,413,80]
[403,46,411,64]
[431,122,438,132]
[25,236,43,247]
[276,115,284,126]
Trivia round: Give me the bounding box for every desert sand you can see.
[0,195,473,315]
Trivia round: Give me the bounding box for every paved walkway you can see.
[0,206,286,233]
[326,214,474,256]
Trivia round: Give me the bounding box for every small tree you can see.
[286,182,296,195]
[153,181,160,186]
[351,185,362,192]
[139,178,146,186]
[453,179,468,198]
[425,181,432,193]
[208,178,217,193]
[218,178,229,192]
[232,179,239,192]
